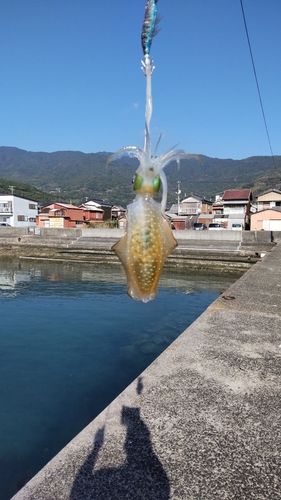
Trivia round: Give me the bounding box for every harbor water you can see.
[0,258,240,499]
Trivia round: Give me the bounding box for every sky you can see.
[1,0,281,160]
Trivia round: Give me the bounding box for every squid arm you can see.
[106,146,145,166]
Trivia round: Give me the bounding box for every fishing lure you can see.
[141,0,160,58]
[107,0,197,302]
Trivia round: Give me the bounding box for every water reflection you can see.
[0,258,239,298]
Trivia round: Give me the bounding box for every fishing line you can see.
[240,0,276,169]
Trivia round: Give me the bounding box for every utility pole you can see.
[176,181,181,215]
[9,186,15,194]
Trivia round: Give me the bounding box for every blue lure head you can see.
[141,0,159,57]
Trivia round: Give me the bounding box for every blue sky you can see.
[1,0,281,160]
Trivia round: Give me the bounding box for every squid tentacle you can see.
[106,147,144,166]
[155,152,200,172]
[152,133,162,158]
[159,170,168,213]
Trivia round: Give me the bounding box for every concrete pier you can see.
[12,241,281,499]
[1,227,281,272]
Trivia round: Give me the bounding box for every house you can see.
[79,201,104,224]
[117,216,127,229]
[169,217,188,230]
[249,189,281,230]
[212,194,228,228]
[256,189,281,211]
[251,208,281,231]
[212,193,224,217]
[36,203,84,228]
[111,205,126,220]
[88,199,113,220]
[169,193,212,216]
[0,194,38,227]
[166,193,213,230]
[213,189,252,230]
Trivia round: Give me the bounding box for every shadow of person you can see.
[70,406,170,499]
[136,376,144,395]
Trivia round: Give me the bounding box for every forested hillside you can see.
[0,177,54,204]
[0,146,280,205]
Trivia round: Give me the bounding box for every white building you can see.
[213,189,252,230]
[168,194,213,216]
[0,195,38,227]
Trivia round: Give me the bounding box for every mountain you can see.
[0,146,280,206]
[0,177,52,204]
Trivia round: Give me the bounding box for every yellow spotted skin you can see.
[112,195,177,302]
[129,202,163,295]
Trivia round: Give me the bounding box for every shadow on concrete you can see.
[136,376,144,395]
[70,405,170,499]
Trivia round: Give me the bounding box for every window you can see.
[0,202,12,213]
[29,204,37,210]
[193,223,205,230]
[208,223,226,230]
[18,215,25,221]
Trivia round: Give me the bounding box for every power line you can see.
[240,0,276,169]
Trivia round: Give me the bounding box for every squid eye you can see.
[133,173,143,190]
[153,175,161,192]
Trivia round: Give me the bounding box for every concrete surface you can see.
[1,228,280,273]
[12,242,281,499]
[0,227,281,251]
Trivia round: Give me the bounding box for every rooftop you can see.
[222,189,251,201]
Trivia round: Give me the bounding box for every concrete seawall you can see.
[1,228,281,272]
[12,240,281,499]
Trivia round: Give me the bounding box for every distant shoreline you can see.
[0,227,279,273]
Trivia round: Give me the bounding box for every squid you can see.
[107,0,198,302]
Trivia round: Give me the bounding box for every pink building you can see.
[37,203,84,228]
[251,208,281,231]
